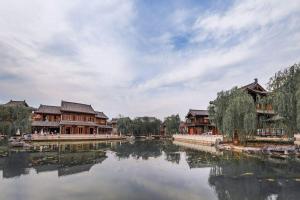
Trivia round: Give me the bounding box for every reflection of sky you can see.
[0,151,217,200]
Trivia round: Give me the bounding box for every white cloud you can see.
[193,0,300,41]
[0,0,137,113]
[0,0,300,119]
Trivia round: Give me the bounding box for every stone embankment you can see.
[173,140,222,155]
[173,134,223,146]
[173,134,300,156]
[295,134,300,145]
[217,144,299,155]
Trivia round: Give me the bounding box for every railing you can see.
[294,134,300,145]
[30,134,125,141]
[257,128,285,137]
[186,121,211,126]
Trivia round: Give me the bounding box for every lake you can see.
[0,140,300,200]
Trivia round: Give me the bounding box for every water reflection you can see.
[208,153,300,200]
[0,141,113,178]
[0,140,300,200]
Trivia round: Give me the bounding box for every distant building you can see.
[179,121,188,134]
[2,100,36,112]
[109,118,119,135]
[160,122,166,136]
[185,109,218,135]
[31,100,112,135]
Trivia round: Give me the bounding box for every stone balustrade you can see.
[29,134,125,141]
[173,134,223,146]
[295,134,300,145]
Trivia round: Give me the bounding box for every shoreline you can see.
[173,134,300,156]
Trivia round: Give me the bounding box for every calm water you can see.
[1,140,300,200]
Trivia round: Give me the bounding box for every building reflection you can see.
[2,140,300,200]
[0,141,113,178]
[0,140,181,179]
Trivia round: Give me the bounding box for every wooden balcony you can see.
[186,121,211,127]
[256,104,275,114]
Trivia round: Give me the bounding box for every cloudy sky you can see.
[0,0,300,119]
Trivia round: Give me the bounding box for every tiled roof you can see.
[186,109,209,117]
[35,105,61,114]
[95,111,108,119]
[32,121,60,127]
[98,125,112,129]
[61,101,96,114]
[241,79,268,94]
[4,100,29,107]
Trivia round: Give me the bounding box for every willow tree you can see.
[208,89,233,134]
[164,114,180,135]
[117,117,132,135]
[0,105,31,136]
[268,63,300,137]
[209,88,257,143]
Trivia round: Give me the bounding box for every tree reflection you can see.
[208,153,300,200]
[111,140,164,160]
[111,140,181,163]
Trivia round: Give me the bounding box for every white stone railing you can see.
[294,134,300,145]
[30,134,125,141]
[173,134,223,145]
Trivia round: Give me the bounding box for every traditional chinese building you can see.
[241,79,282,136]
[185,109,218,135]
[31,101,112,135]
[3,100,36,112]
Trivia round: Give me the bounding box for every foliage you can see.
[117,116,161,136]
[267,63,300,136]
[209,88,257,143]
[116,117,132,135]
[164,114,180,135]
[0,105,31,136]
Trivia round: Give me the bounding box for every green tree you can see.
[164,114,180,135]
[267,63,300,137]
[117,116,161,136]
[117,117,132,135]
[208,89,233,134]
[0,105,31,136]
[209,88,257,143]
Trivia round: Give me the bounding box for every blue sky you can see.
[0,0,300,119]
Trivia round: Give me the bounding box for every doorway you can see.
[66,127,71,134]
[90,128,94,134]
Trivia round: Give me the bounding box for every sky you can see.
[0,0,300,120]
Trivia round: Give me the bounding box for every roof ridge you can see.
[61,100,92,106]
[40,104,60,107]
